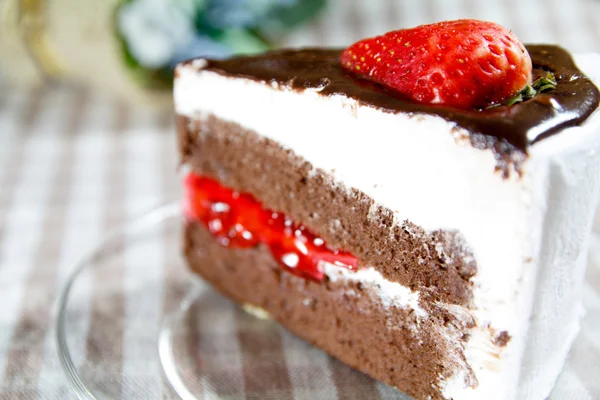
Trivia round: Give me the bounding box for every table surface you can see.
[1,0,600,398]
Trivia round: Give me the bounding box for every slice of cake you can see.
[173,20,600,400]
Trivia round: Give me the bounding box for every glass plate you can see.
[56,202,410,400]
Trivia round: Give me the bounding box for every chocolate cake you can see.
[174,21,600,400]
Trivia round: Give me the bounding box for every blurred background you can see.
[1,0,600,398]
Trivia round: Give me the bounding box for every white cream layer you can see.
[323,264,426,317]
[174,54,600,400]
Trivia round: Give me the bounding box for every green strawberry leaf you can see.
[489,72,557,108]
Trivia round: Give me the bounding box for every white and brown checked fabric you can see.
[1,0,600,398]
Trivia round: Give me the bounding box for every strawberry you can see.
[185,172,361,282]
[341,20,532,109]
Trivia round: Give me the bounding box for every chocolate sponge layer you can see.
[178,114,477,306]
[185,222,469,400]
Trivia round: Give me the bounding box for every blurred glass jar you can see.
[0,0,325,106]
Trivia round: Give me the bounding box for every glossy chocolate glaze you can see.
[187,45,599,158]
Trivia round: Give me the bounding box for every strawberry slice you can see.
[184,172,362,282]
[341,19,532,109]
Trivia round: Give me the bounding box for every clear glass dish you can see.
[55,202,410,400]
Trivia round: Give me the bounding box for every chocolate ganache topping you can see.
[190,45,599,155]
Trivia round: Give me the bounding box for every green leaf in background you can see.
[114,3,173,91]
[117,33,173,91]
[115,0,327,89]
[194,11,223,39]
[217,30,271,54]
[261,0,326,35]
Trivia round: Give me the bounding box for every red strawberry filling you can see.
[184,173,359,281]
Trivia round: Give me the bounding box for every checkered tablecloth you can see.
[1,0,600,398]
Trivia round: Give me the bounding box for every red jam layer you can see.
[184,173,358,281]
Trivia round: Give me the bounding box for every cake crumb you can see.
[242,304,271,320]
[493,331,511,347]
